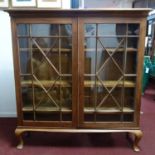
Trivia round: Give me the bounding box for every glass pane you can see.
[98,58,122,81]
[124,87,135,110]
[61,37,72,49]
[62,113,72,121]
[96,48,109,72]
[31,24,59,36]
[128,24,140,35]
[96,114,121,122]
[33,77,72,121]
[61,53,72,74]
[36,113,60,121]
[17,24,29,36]
[85,51,96,74]
[97,36,125,78]
[85,37,96,49]
[123,77,136,122]
[21,76,33,108]
[125,52,137,74]
[112,52,124,71]
[97,37,125,49]
[85,38,96,74]
[97,87,122,110]
[85,24,96,36]
[61,76,72,109]
[98,24,126,36]
[84,114,94,122]
[60,24,72,36]
[23,113,33,120]
[21,76,34,120]
[20,51,31,74]
[123,114,134,122]
[18,24,73,123]
[19,38,29,48]
[127,37,139,49]
[34,86,60,116]
[84,76,96,109]
[33,38,59,49]
[33,56,59,84]
[96,84,108,108]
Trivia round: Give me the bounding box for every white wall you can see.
[0,0,71,118]
[0,11,16,117]
[84,0,134,8]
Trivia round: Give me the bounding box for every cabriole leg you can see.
[129,130,143,152]
[15,129,24,149]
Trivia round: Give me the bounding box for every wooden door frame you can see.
[11,17,78,128]
[78,17,146,129]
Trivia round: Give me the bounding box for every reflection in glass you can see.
[18,23,73,122]
[83,22,139,123]
[98,24,126,36]
[31,24,59,36]
[85,38,96,49]
[19,38,29,48]
[33,38,59,49]
[128,24,139,35]
[20,51,31,74]
[96,49,109,72]
[97,37,125,49]
[60,24,72,36]
[17,24,29,36]
[85,24,96,36]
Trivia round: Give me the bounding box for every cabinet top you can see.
[5,8,151,18]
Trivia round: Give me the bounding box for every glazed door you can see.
[14,18,78,127]
[78,18,143,128]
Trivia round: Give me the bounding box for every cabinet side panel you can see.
[11,18,23,125]
[135,18,147,126]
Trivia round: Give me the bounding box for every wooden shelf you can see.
[20,48,72,52]
[85,48,137,52]
[21,80,135,88]
[22,106,72,113]
[22,105,134,114]
[20,47,137,53]
[84,80,135,88]
[21,80,71,87]
[84,107,134,114]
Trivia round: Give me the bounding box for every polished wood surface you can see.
[8,9,149,151]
